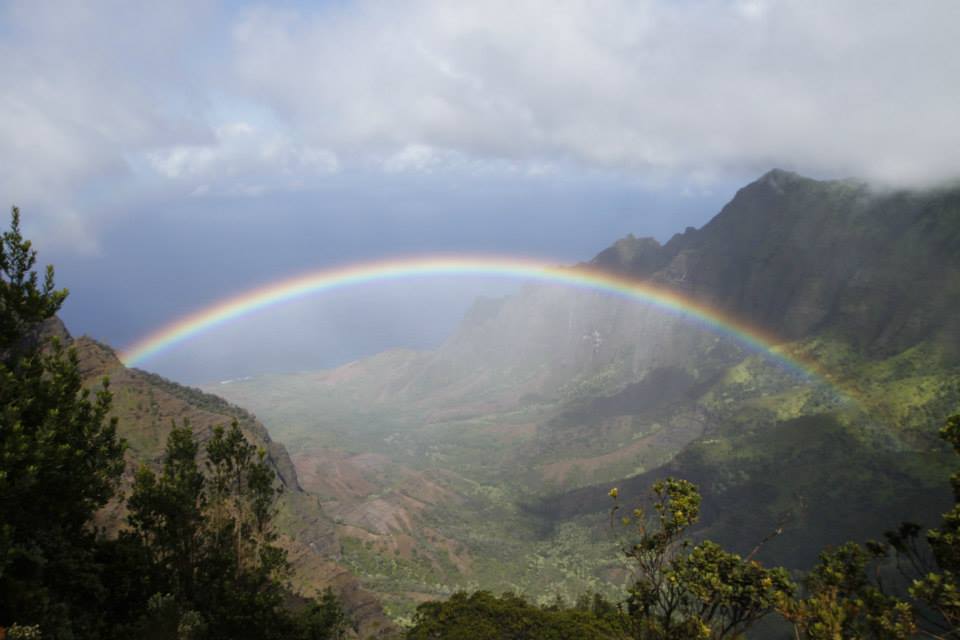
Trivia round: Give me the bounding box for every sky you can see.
[2,0,958,382]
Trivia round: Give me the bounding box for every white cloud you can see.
[383,144,443,173]
[231,0,960,186]
[0,1,215,248]
[2,0,959,250]
[146,121,339,193]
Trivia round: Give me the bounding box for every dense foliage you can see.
[611,479,793,639]
[0,207,124,637]
[0,208,346,639]
[118,419,337,639]
[406,591,626,640]
[409,418,960,639]
[771,412,960,639]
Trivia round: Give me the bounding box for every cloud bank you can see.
[2,0,959,247]
[231,0,960,184]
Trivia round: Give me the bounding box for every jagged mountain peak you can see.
[590,233,669,275]
[207,169,960,616]
[758,167,808,189]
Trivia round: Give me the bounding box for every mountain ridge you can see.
[57,321,396,637]
[207,169,960,617]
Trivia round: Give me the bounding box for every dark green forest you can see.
[405,451,960,639]
[3,205,960,639]
[0,209,345,639]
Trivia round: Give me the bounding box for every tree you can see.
[856,411,960,639]
[0,207,125,637]
[126,422,207,607]
[408,409,960,640]
[775,409,960,639]
[406,590,626,640]
[776,541,916,639]
[610,478,794,639]
[204,420,284,577]
[296,588,348,640]
[127,420,346,640]
[0,207,348,638]
[909,412,960,634]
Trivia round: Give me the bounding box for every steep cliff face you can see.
[336,172,960,416]
[528,171,960,566]
[401,284,722,411]
[210,173,960,470]
[648,170,960,353]
[209,170,960,606]
[67,329,394,638]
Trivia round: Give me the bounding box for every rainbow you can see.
[120,255,837,390]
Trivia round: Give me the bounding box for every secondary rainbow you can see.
[120,255,836,388]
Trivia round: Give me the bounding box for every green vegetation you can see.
[406,591,626,639]
[610,479,792,639]
[211,335,958,618]
[6,169,960,637]
[409,413,960,637]
[0,209,346,639]
[116,419,347,639]
[0,207,124,636]
[773,412,960,638]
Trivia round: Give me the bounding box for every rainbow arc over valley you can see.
[120,254,844,395]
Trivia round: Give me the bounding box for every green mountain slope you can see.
[643,169,960,352]
[207,170,960,619]
[67,326,395,638]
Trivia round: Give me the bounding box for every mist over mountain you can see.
[7,166,960,636]
[5,1,960,636]
[205,170,960,618]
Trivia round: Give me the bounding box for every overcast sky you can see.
[3,0,958,382]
